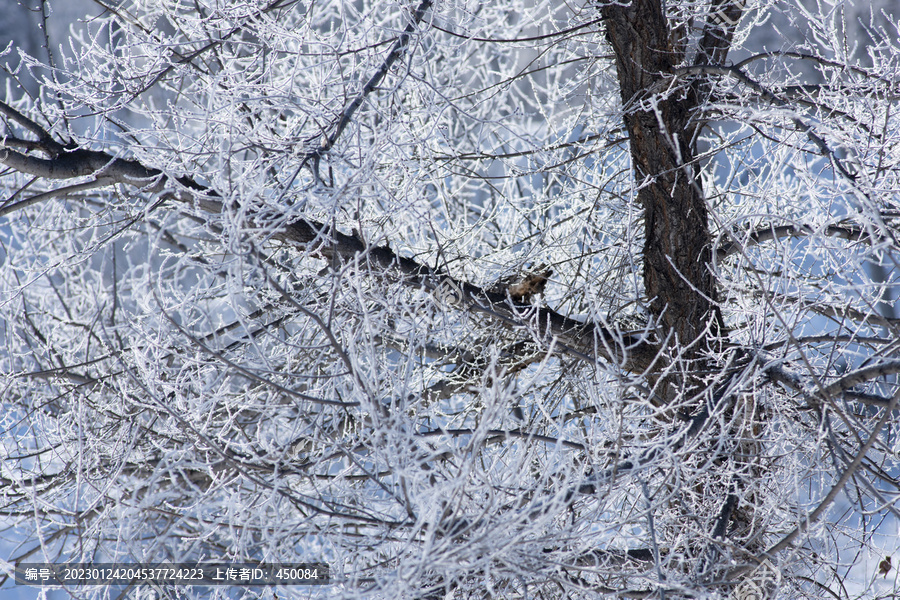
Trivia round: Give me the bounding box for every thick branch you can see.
[0,145,157,182]
[280,220,654,370]
[0,99,62,154]
[716,222,874,260]
[820,360,900,400]
[0,140,656,373]
[763,357,897,408]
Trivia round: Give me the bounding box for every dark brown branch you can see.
[0,137,657,373]
[309,0,433,159]
[417,428,587,451]
[430,17,603,44]
[695,0,746,67]
[0,100,62,154]
[820,360,900,400]
[716,221,875,260]
[763,359,897,408]
[0,145,157,182]
[280,218,654,370]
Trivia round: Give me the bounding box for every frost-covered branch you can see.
[3,0,899,597]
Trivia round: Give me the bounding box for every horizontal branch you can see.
[279,220,654,370]
[0,178,116,218]
[430,17,603,44]
[417,428,587,451]
[0,144,159,182]
[762,357,897,408]
[716,222,874,260]
[0,99,62,153]
[0,133,657,373]
[820,360,900,399]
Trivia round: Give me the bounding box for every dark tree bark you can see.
[603,0,721,400]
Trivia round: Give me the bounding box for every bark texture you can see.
[603,0,718,398]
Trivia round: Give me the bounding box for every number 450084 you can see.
[276,568,319,580]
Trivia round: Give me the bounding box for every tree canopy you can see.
[1,0,899,598]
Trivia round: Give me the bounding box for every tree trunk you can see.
[603,0,718,401]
